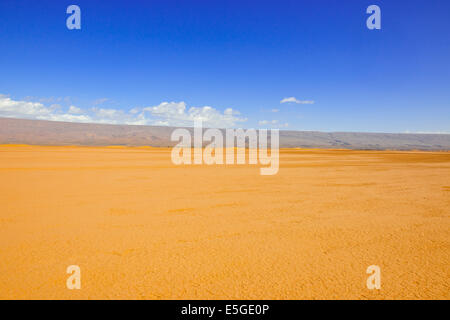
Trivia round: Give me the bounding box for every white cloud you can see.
[280,97,314,104]
[0,94,53,117]
[143,101,246,128]
[271,109,279,113]
[129,107,140,114]
[0,94,247,128]
[43,113,93,123]
[92,107,121,119]
[258,119,289,128]
[68,105,82,114]
[0,95,93,123]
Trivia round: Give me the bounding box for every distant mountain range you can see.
[1,117,449,150]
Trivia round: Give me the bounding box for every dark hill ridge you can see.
[0,117,449,150]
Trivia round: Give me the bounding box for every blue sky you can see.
[0,0,449,132]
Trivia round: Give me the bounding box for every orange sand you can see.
[0,145,449,299]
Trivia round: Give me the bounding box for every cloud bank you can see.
[0,95,246,128]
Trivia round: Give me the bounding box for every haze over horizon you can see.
[1,117,449,150]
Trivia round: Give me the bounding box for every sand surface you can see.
[0,145,449,299]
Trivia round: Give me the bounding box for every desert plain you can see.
[0,145,449,299]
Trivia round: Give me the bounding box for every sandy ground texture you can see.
[0,145,449,299]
